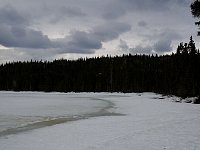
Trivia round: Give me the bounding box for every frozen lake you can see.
[0,92,200,150]
[0,92,112,136]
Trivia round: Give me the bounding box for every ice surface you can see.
[0,92,109,135]
[0,92,200,150]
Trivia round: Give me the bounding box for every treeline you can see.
[0,37,200,98]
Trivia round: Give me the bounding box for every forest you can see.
[0,37,199,100]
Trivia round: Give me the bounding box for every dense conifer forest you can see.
[0,37,200,99]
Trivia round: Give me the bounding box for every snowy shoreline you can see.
[0,92,200,150]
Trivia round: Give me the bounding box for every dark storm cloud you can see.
[56,22,132,53]
[55,30,102,53]
[0,25,52,49]
[0,5,28,26]
[154,39,172,53]
[0,2,132,53]
[0,6,51,49]
[119,39,153,54]
[153,30,181,52]
[93,22,131,42]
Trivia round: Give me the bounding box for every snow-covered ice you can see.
[0,92,109,135]
[0,92,200,150]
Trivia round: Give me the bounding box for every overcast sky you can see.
[0,0,198,63]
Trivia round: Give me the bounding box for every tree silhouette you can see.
[188,36,196,55]
[191,0,200,35]
[0,37,199,99]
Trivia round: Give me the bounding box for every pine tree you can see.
[188,36,197,55]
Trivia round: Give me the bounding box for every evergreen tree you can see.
[188,36,196,55]
[191,0,200,35]
[0,38,199,98]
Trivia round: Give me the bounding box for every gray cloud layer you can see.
[0,25,52,49]
[0,5,51,49]
[0,5,28,26]
[119,30,182,54]
[56,22,131,53]
[0,5,131,53]
[0,0,196,62]
[102,0,191,19]
[49,6,87,23]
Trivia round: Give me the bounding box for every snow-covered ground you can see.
[0,92,200,150]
